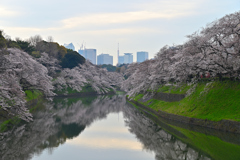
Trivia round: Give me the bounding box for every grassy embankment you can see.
[128,100,240,160]
[131,80,240,122]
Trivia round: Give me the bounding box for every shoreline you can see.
[127,97,240,134]
[52,91,116,98]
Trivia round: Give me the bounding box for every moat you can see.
[1,95,240,160]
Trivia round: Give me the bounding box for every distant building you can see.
[124,53,133,64]
[97,54,113,65]
[64,43,75,51]
[118,56,124,65]
[78,49,96,64]
[78,49,84,57]
[137,51,148,63]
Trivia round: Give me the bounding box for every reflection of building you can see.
[97,54,113,65]
[124,53,133,64]
[64,43,75,51]
[78,49,96,64]
[137,51,148,63]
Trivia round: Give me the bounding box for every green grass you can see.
[134,94,144,101]
[0,117,21,132]
[79,84,95,93]
[25,90,43,101]
[0,119,12,132]
[1,90,46,132]
[157,83,192,94]
[132,80,240,122]
[128,98,240,160]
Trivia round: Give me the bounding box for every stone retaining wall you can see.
[153,92,185,102]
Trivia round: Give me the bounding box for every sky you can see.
[0,0,239,65]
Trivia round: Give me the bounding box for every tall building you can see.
[118,56,124,65]
[64,43,75,51]
[124,53,133,64]
[97,54,113,65]
[137,51,148,63]
[78,49,96,64]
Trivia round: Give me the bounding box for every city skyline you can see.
[71,41,148,65]
[97,53,113,65]
[0,0,239,65]
[137,51,148,63]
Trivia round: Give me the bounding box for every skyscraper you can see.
[124,53,133,64]
[78,49,97,64]
[118,56,124,65]
[64,43,75,51]
[97,54,113,65]
[78,49,84,57]
[137,51,148,63]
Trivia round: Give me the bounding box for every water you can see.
[1,95,240,160]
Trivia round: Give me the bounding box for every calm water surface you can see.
[1,95,240,160]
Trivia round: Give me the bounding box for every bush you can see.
[0,30,7,49]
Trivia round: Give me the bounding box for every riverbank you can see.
[128,80,240,133]
[126,102,240,160]
[0,88,124,132]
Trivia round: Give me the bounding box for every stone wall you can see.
[153,92,185,102]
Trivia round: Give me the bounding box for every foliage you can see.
[0,30,125,123]
[54,61,124,94]
[79,84,95,93]
[60,49,85,69]
[100,64,117,72]
[15,39,36,54]
[35,40,67,59]
[25,90,43,101]
[0,30,7,49]
[0,117,21,132]
[31,51,41,58]
[0,48,55,122]
[122,11,240,98]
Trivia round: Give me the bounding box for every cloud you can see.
[136,0,203,11]
[72,27,163,35]
[66,137,142,150]
[61,9,194,29]
[0,6,19,17]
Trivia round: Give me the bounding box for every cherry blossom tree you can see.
[54,61,124,94]
[122,11,240,97]
[0,48,55,121]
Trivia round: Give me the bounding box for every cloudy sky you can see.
[0,0,239,65]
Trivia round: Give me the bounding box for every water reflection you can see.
[123,105,211,160]
[0,95,125,160]
[0,95,240,160]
